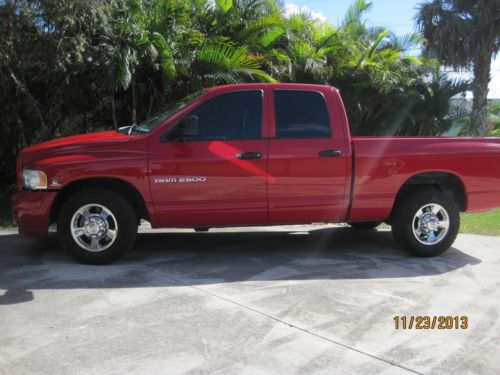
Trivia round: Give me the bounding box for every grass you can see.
[460,209,500,236]
[0,187,499,235]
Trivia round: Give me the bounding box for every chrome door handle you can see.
[319,149,342,157]
[236,152,262,160]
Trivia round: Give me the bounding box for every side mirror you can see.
[182,115,199,137]
[166,115,199,141]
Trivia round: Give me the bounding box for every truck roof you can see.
[205,83,338,93]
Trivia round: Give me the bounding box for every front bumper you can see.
[11,190,58,237]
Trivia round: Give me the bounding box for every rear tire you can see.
[348,221,382,230]
[57,188,138,264]
[391,188,459,257]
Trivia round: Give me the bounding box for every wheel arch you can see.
[50,177,150,224]
[391,171,467,221]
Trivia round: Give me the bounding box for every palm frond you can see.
[340,0,372,29]
[193,42,277,87]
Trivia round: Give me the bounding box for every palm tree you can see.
[110,0,276,123]
[416,0,500,135]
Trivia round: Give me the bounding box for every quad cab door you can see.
[148,89,270,227]
[267,87,350,223]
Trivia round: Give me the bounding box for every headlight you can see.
[22,169,48,190]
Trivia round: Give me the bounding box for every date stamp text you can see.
[393,316,468,330]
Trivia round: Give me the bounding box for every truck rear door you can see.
[267,87,350,223]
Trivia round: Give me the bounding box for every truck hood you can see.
[20,131,134,162]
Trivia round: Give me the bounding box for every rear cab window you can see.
[273,90,331,138]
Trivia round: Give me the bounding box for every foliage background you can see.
[0,0,487,189]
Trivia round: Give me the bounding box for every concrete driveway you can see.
[1,225,499,375]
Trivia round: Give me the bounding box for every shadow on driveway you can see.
[0,227,481,305]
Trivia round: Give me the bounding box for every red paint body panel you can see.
[11,191,58,236]
[149,139,269,226]
[10,83,500,237]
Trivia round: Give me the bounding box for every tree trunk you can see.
[131,77,137,125]
[16,113,26,149]
[9,68,46,131]
[111,95,118,130]
[471,53,492,135]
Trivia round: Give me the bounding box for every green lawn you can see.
[460,209,500,236]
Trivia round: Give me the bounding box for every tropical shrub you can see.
[0,0,469,187]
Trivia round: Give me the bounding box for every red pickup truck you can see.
[12,83,500,264]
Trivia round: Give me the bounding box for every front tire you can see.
[391,188,459,257]
[57,188,138,264]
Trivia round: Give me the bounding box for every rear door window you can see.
[273,90,331,138]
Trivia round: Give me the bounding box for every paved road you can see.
[1,225,499,374]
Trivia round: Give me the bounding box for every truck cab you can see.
[148,84,351,227]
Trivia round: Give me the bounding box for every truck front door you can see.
[149,90,269,227]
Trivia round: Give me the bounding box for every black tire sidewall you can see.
[57,188,137,264]
[392,188,460,257]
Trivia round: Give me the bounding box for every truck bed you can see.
[349,136,500,221]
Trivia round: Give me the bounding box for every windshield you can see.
[124,90,205,135]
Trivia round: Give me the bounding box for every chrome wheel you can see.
[412,203,449,245]
[70,204,118,252]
